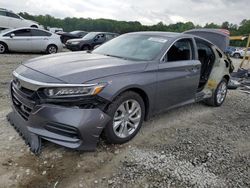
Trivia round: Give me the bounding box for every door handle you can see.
[43,38,48,40]
[189,66,199,73]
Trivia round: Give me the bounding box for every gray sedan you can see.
[7,31,231,153]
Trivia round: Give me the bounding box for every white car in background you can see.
[231,48,250,58]
[0,27,63,54]
[0,8,42,29]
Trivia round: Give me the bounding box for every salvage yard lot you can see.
[0,53,249,188]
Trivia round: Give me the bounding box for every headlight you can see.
[70,41,80,45]
[43,83,106,98]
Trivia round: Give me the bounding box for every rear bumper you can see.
[7,103,110,154]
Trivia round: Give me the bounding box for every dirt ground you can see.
[0,53,249,188]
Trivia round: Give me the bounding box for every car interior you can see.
[195,38,216,90]
[166,38,216,91]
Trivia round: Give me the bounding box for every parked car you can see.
[225,46,236,55]
[47,27,63,33]
[7,31,232,153]
[57,30,88,44]
[66,32,119,51]
[231,48,250,58]
[0,27,63,54]
[0,8,42,29]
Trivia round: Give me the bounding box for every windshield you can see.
[93,34,167,61]
[82,32,99,40]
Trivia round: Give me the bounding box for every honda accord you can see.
[7,31,232,153]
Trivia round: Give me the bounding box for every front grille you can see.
[11,81,36,120]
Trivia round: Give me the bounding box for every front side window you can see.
[13,29,32,37]
[166,39,193,62]
[6,12,20,19]
[95,34,106,42]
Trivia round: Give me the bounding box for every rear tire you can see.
[204,78,228,107]
[104,91,145,144]
[0,42,8,54]
[46,44,58,54]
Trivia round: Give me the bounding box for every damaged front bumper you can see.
[7,76,111,154]
[7,103,110,154]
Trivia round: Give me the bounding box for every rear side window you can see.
[195,38,215,64]
[195,39,215,62]
[6,12,20,19]
[13,29,32,36]
[166,39,194,62]
[31,29,52,37]
[0,11,7,16]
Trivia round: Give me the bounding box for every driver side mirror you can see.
[10,33,15,38]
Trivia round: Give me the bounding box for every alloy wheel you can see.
[0,44,5,53]
[113,99,142,138]
[48,46,57,54]
[216,81,227,104]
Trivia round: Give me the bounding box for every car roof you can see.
[127,31,195,39]
[0,8,14,13]
[0,27,53,35]
[129,31,218,44]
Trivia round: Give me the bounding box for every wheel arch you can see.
[110,87,150,121]
[30,25,38,28]
[223,74,230,83]
[81,44,91,50]
[0,41,8,52]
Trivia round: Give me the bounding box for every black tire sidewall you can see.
[104,91,145,144]
[46,45,57,54]
[233,53,240,58]
[213,78,228,106]
[81,45,90,51]
[0,42,7,54]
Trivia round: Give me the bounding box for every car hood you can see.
[23,52,148,84]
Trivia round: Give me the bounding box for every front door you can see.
[156,38,201,111]
[5,29,32,52]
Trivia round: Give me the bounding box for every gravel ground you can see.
[0,53,249,188]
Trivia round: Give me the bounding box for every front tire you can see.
[204,78,228,107]
[0,42,8,54]
[81,45,90,51]
[104,91,145,144]
[46,44,58,54]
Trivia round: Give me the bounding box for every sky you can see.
[0,0,249,26]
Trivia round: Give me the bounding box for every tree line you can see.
[19,12,250,47]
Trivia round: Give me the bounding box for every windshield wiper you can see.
[103,54,128,60]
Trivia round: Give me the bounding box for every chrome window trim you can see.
[13,71,97,91]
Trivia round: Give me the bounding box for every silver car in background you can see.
[0,8,42,29]
[0,27,63,54]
